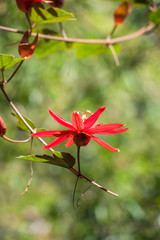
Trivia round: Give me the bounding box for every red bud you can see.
[49,0,64,8]
[114,1,133,26]
[18,31,39,59]
[0,117,7,137]
[16,0,45,12]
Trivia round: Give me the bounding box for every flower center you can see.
[73,133,91,147]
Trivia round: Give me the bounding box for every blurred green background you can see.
[0,0,160,239]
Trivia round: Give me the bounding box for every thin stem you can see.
[1,70,6,84]
[0,22,154,45]
[20,137,34,195]
[70,167,118,197]
[0,85,52,149]
[7,61,24,84]
[77,146,81,176]
[59,22,67,39]
[25,12,32,33]
[72,175,80,208]
[3,135,31,143]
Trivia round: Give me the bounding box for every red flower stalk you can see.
[16,0,52,12]
[32,106,129,152]
[0,117,7,137]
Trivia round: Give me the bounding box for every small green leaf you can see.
[12,113,36,132]
[35,39,66,58]
[74,43,121,58]
[17,152,75,169]
[149,10,160,25]
[0,53,24,71]
[31,7,76,25]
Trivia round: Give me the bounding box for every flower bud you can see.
[49,0,64,8]
[0,117,7,137]
[114,1,133,26]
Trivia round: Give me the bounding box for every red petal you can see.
[88,123,125,134]
[32,129,74,137]
[18,31,39,59]
[43,135,69,149]
[84,106,106,130]
[49,109,75,130]
[65,136,74,147]
[71,111,84,130]
[100,128,129,135]
[92,136,120,152]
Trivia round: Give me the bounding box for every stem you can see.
[0,22,154,45]
[72,175,80,208]
[7,61,24,84]
[3,135,31,143]
[77,146,81,176]
[25,12,32,33]
[20,137,34,196]
[59,22,67,39]
[0,85,52,149]
[70,167,118,197]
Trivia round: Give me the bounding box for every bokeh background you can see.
[0,0,160,239]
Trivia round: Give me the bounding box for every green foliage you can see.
[0,53,24,71]
[149,10,160,25]
[30,7,76,25]
[17,152,75,168]
[12,113,36,132]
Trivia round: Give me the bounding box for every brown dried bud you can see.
[114,1,133,26]
[0,117,7,137]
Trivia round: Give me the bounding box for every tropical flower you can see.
[0,117,7,137]
[32,106,129,152]
[16,0,51,12]
[16,0,64,12]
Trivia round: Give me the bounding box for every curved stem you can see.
[3,135,31,143]
[0,22,155,45]
[7,61,24,84]
[77,146,81,176]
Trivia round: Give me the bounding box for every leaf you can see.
[30,7,76,25]
[74,43,121,59]
[149,10,160,25]
[12,113,36,132]
[17,152,75,169]
[0,53,24,71]
[35,39,66,58]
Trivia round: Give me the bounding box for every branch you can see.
[0,22,155,45]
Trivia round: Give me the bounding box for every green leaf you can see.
[30,7,76,25]
[0,53,24,71]
[17,152,75,169]
[74,43,121,59]
[149,10,160,25]
[12,113,36,132]
[35,39,66,58]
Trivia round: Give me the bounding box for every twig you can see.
[3,135,31,143]
[0,22,155,45]
[7,61,24,84]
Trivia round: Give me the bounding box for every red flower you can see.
[0,117,7,137]
[49,0,64,8]
[32,106,129,152]
[16,0,46,12]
